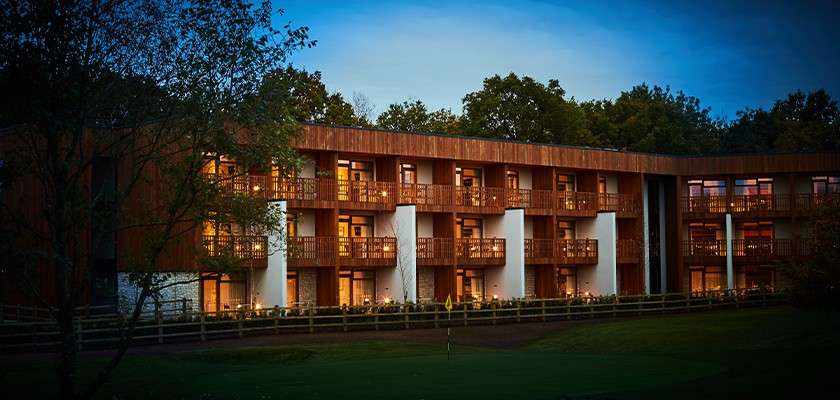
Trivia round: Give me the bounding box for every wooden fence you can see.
[0,290,785,353]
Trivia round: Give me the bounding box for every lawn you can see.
[2,306,839,399]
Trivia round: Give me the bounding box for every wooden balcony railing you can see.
[416,237,454,265]
[286,236,337,267]
[456,238,505,265]
[599,193,639,215]
[454,186,506,210]
[556,239,598,265]
[524,239,554,264]
[732,239,794,258]
[680,240,727,257]
[202,235,267,261]
[507,189,554,210]
[204,173,271,198]
[555,192,599,215]
[337,180,397,206]
[796,193,840,212]
[616,239,643,263]
[272,177,334,202]
[399,183,453,209]
[338,237,396,266]
[681,196,729,215]
[730,194,791,214]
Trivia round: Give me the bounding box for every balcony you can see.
[338,237,396,267]
[337,180,397,210]
[732,239,794,262]
[682,194,794,218]
[556,239,598,265]
[204,173,270,198]
[524,238,555,264]
[202,235,267,267]
[681,240,726,264]
[507,189,554,214]
[681,196,729,217]
[599,193,640,217]
[399,183,453,212]
[456,238,505,266]
[454,186,506,213]
[796,193,840,213]
[555,192,599,217]
[272,177,336,208]
[416,237,454,265]
[287,236,337,267]
[616,238,643,264]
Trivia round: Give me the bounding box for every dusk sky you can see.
[279,0,840,119]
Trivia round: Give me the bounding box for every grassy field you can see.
[2,306,839,399]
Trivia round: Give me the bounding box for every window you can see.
[506,170,519,189]
[734,178,773,196]
[557,268,577,297]
[739,221,773,239]
[688,223,722,241]
[201,273,247,312]
[339,270,376,306]
[557,221,576,240]
[689,266,723,292]
[338,159,373,201]
[456,167,482,187]
[456,218,483,238]
[286,216,297,238]
[457,269,485,301]
[598,176,607,193]
[688,179,727,197]
[287,271,299,306]
[338,215,374,238]
[812,176,840,193]
[736,266,775,290]
[557,174,575,192]
[400,163,417,184]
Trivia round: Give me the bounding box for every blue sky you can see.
[278,0,840,120]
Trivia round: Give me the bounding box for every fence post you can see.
[342,308,348,332]
[661,294,666,314]
[308,311,314,333]
[762,293,767,307]
[685,293,691,312]
[273,307,280,335]
[491,303,497,326]
[237,315,243,338]
[541,300,546,322]
[182,298,188,316]
[157,313,164,344]
[200,312,206,341]
[404,306,410,330]
[735,294,740,309]
[516,300,521,323]
[76,319,83,352]
[566,302,571,320]
[16,304,21,321]
[463,303,468,327]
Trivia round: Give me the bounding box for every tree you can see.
[0,1,312,398]
[460,73,596,146]
[351,91,375,127]
[781,200,840,306]
[582,84,722,155]
[376,99,461,134]
[259,66,372,127]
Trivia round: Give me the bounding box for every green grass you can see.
[2,306,839,399]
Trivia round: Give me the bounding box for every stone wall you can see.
[299,269,317,305]
[117,272,200,314]
[418,266,435,303]
[525,266,536,298]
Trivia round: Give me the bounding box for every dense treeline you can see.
[273,68,839,155]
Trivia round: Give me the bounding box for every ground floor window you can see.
[287,270,299,307]
[557,267,577,297]
[689,266,724,293]
[201,272,247,312]
[457,269,485,302]
[339,269,375,306]
[737,265,775,290]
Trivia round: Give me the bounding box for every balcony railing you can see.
[616,238,643,263]
[681,196,729,215]
[730,194,791,214]
[599,193,639,216]
[524,238,555,263]
[286,236,337,267]
[555,191,599,215]
[416,237,454,264]
[338,237,396,266]
[454,186,506,210]
[272,177,334,202]
[556,239,598,265]
[337,180,397,206]
[796,193,840,212]
[204,173,271,198]
[732,238,793,258]
[202,235,267,261]
[456,238,505,265]
[507,189,554,210]
[399,183,453,209]
[681,240,727,257]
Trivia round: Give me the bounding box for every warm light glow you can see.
[492,294,498,300]
[253,185,261,191]
[584,291,590,296]
[492,196,497,200]
[566,290,573,295]
[254,243,261,251]
[364,297,370,303]
[254,303,262,310]
[383,245,390,252]
[383,297,391,304]
[381,191,388,197]
[236,304,243,309]
[492,245,499,251]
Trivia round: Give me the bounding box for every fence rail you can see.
[0,291,785,353]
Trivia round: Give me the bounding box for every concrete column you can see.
[577,212,618,296]
[725,213,734,290]
[642,179,651,295]
[255,200,288,308]
[658,181,668,293]
[484,208,525,299]
[376,205,417,303]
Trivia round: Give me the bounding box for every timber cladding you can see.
[297,124,840,175]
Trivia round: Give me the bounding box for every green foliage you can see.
[376,99,461,134]
[781,201,840,306]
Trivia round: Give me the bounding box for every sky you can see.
[277,0,840,120]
